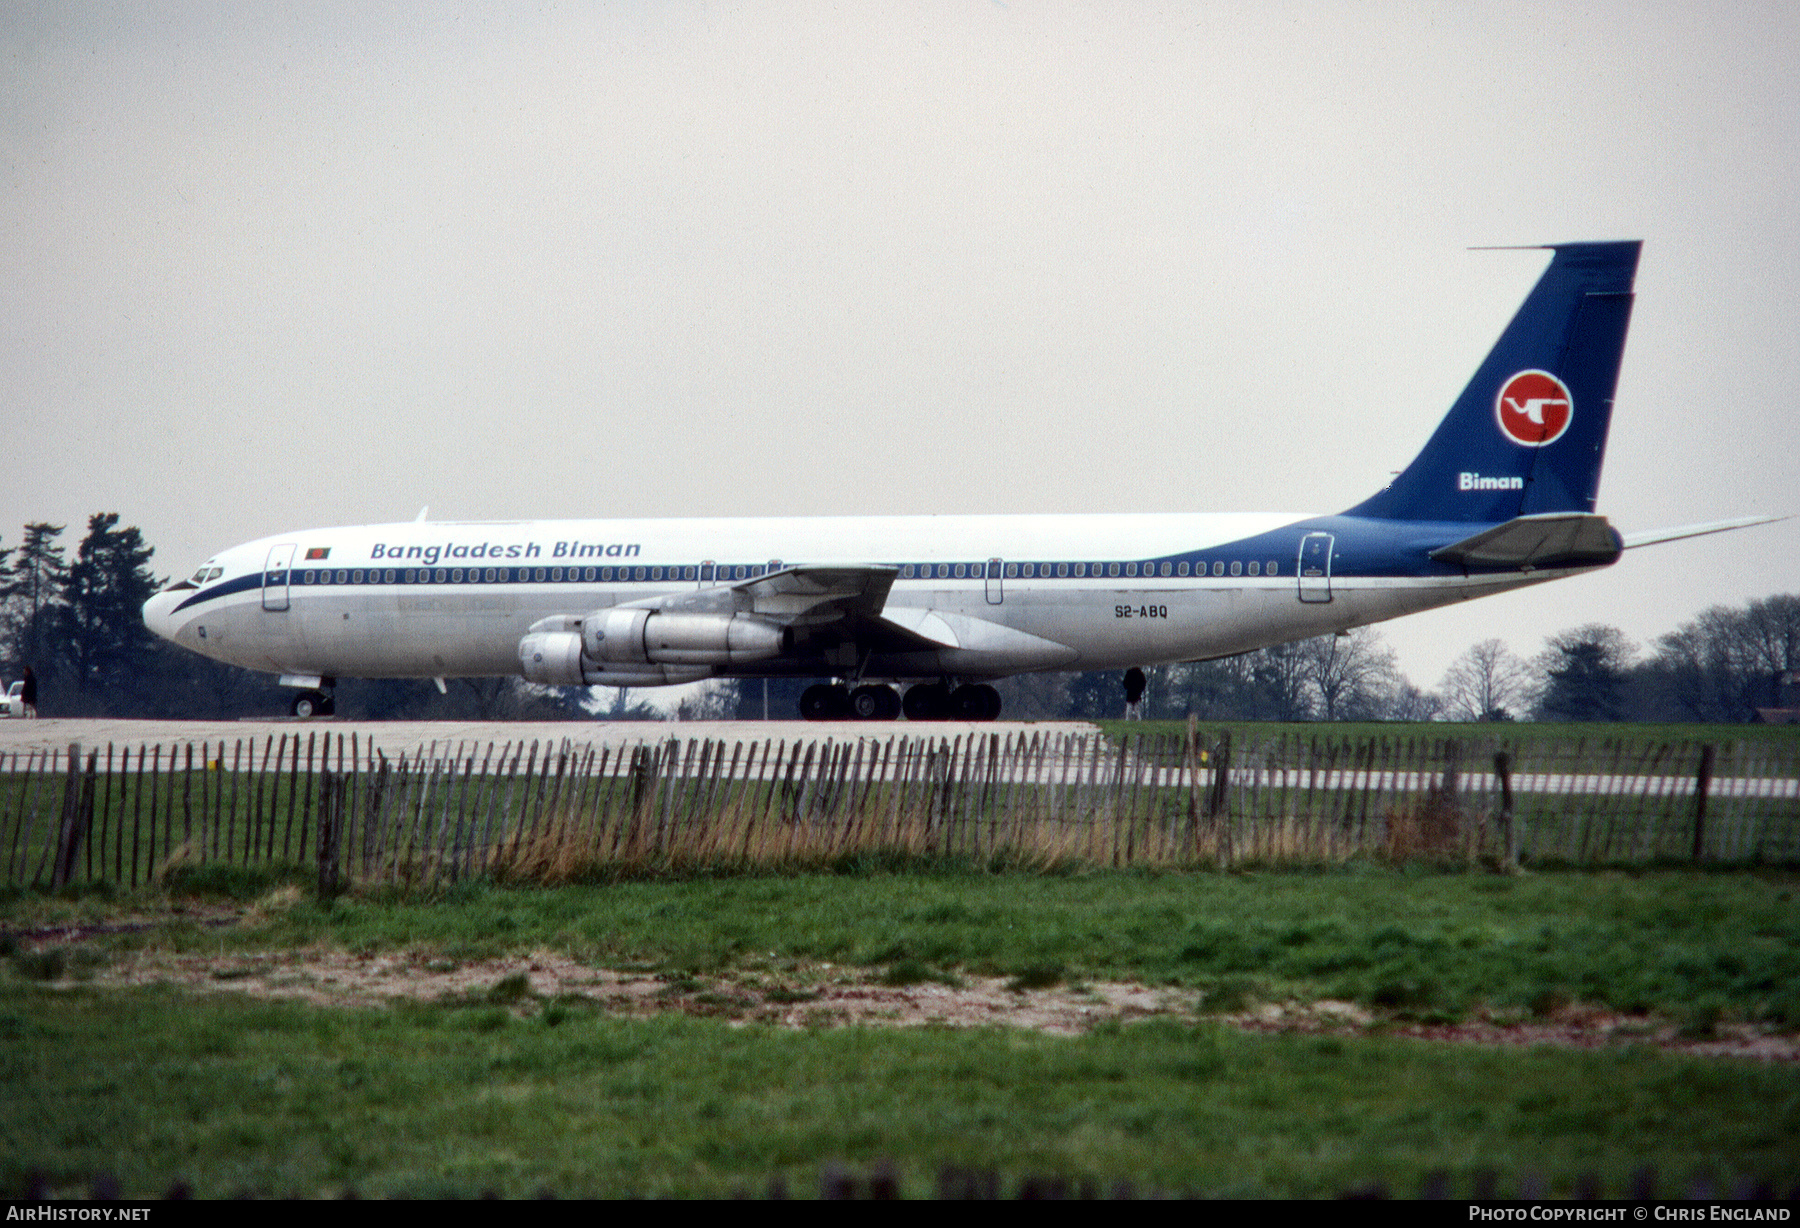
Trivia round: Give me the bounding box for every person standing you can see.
[19,665,37,718]
[1122,667,1146,720]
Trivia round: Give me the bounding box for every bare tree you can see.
[1300,628,1398,721]
[1250,640,1315,721]
[1386,681,1444,722]
[1438,638,1534,721]
[1649,594,1800,720]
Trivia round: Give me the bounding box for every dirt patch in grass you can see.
[24,944,1800,1060]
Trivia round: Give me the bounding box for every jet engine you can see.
[517,609,787,687]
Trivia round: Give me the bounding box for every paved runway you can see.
[0,718,1103,762]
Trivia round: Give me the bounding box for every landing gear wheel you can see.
[950,684,1002,721]
[291,691,326,719]
[799,683,850,721]
[850,684,900,721]
[902,682,950,721]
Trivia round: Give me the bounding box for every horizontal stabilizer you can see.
[1621,515,1786,549]
[1429,513,1621,569]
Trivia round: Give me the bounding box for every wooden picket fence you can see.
[3,726,1797,894]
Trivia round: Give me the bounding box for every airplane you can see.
[143,241,1777,721]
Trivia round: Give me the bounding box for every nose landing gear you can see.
[290,690,334,718]
[288,676,337,718]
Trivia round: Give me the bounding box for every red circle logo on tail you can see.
[1495,370,1573,446]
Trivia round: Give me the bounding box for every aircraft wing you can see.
[1428,513,1622,569]
[618,565,1076,666]
[628,564,898,626]
[1620,514,1785,549]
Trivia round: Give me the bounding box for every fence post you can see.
[50,743,85,890]
[1208,732,1232,866]
[1494,750,1517,871]
[317,768,342,901]
[1692,744,1715,862]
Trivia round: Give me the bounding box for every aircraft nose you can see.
[142,590,182,644]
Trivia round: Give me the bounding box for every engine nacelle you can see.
[517,630,712,688]
[521,608,786,687]
[583,608,786,666]
[518,630,586,686]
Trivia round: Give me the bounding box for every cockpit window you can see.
[189,565,224,584]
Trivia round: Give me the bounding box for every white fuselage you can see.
[143,511,1569,684]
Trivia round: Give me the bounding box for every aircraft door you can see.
[1297,533,1334,603]
[985,558,1004,605]
[262,543,296,612]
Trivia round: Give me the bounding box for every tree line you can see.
[1045,596,1800,724]
[2,515,1793,723]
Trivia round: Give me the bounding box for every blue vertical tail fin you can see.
[1345,241,1640,523]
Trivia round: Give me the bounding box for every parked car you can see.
[1,681,22,718]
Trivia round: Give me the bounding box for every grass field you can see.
[4,865,1799,1197]
[6,982,1796,1198]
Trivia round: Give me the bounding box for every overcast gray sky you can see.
[4,1,1796,693]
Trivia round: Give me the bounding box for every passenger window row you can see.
[286,557,1281,586]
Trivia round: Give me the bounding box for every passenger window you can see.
[1212,562,1224,577]
[635,567,648,581]
[435,569,447,583]
[684,566,697,580]
[451,569,463,582]
[1230,561,1242,576]
[1267,560,1279,575]
[584,568,596,581]
[1248,562,1260,576]
[1005,563,1017,578]
[1057,562,1069,577]
[1177,562,1189,576]
[1160,562,1172,577]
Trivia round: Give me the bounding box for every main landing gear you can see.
[799,682,1001,722]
